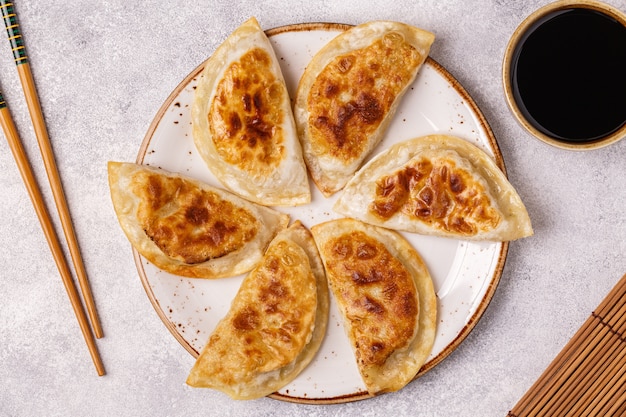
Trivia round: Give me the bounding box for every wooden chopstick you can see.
[0,2,105,375]
[0,2,103,339]
[507,273,626,417]
[0,91,105,376]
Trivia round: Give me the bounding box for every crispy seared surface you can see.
[307,33,421,163]
[185,222,327,399]
[322,230,418,367]
[370,156,501,236]
[133,171,257,264]
[312,218,437,394]
[209,47,286,178]
[202,239,316,376]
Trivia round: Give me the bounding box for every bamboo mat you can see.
[507,273,626,417]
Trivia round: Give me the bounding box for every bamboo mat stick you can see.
[600,381,626,416]
[540,329,615,416]
[508,273,626,417]
[604,390,626,417]
[570,326,626,416]
[552,312,626,416]
[508,275,626,416]
[525,324,612,416]
[527,301,626,416]
[508,314,598,415]
[0,92,105,376]
[547,302,626,412]
[511,276,626,415]
[0,1,103,339]
[552,323,619,412]
[553,321,625,417]
[582,364,626,417]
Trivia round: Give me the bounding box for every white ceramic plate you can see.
[135,23,508,404]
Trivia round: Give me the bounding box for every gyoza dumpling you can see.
[334,135,533,241]
[311,218,436,395]
[107,161,289,279]
[294,21,435,196]
[192,17,310,206]
[186,221,329,400]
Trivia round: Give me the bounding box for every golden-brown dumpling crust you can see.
[186,221,329,400]
[192,17,310,206]
[311,218,437,395]
[107,161,289,279]
[294,21,435,196]
[334,135,533,241]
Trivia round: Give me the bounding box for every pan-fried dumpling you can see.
[294,21,435,196]
[192,17,310,206]
[334,135,533,241]
[311,218,436,395]
[107,161,289,279]
[186,221,329,400]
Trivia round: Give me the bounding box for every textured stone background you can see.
[0,1,624,416]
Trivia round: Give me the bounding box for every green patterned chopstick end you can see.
[0,1,28,65]
[0,91,6,109]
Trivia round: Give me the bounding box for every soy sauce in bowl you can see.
[503,1,626,150]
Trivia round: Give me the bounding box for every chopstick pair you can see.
[507,273,626,417]
[0,1,105,375]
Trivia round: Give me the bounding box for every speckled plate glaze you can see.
[135,22,508,404]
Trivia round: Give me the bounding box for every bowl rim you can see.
[502,0,626,151]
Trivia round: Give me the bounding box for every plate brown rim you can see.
[134,21,509,404]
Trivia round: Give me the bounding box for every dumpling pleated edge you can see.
[107,161,290,279]
[294,20,435,197]
[186,221,329,400]
[191,17,311,207]
[334,134,534,241]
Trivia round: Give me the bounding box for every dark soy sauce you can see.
[510,8,626,143]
